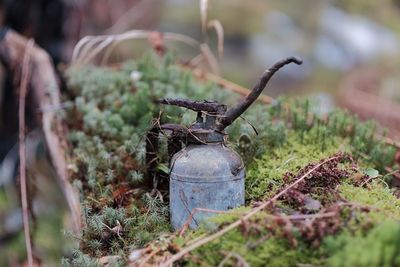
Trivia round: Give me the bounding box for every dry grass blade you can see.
[19,39,35,267]
[200,43,220,74]
[217,251,233,267]
[207,20,224,59]
[188,54,205,67]
[81,36,114,65]
[72,35,103,62]
[200,0,209,35]
[179,208,245,237]
[188,67,273,104]
[105,0,152,34]
[218,252,250,267]
[160,155,340,267]
[72,30,202,65]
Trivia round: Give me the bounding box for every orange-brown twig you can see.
[18,39,35,267]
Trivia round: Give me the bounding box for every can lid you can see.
[170,170,244,183]
[188,128,225,144]
[170,143,245,182]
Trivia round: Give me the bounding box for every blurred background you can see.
[0,0,400,265]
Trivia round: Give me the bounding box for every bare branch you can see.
[217,57,303,131]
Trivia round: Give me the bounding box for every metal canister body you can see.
[170,143,245,230]
[151,59,302,230]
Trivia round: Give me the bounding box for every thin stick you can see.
[217,251,250,267]
[217,57,302,131]
[161,155,340,266]
[179,208,244,237]
[138,248,161,267]
[18,39,35,267]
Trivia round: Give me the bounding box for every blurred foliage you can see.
[335,0,400,32]
[325,220,400,267]
[0,180,67,266]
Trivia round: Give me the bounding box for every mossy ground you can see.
[180,179,400,267]
[62,53,399,266]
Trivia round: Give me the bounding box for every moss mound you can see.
[61,53,399,266]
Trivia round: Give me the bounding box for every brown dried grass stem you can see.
[160,155,340,267]
[18,39,35,267]
[190,68,273,104]
[179,208,245,237]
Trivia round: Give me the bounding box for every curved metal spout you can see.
[215,57,303,131]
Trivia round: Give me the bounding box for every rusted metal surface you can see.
[158,98,227,115]
[170,143,244,229]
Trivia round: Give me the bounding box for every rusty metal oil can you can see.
[170,142,244,229]
[146,57,302,230]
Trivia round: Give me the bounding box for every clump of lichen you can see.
[62,52,399,266]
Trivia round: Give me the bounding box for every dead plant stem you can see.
[18,39,35,267]
[161,155,340,267]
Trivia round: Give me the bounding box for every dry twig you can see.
[207,20,224,60]
[179,208,245,237]
[160,155,340,266]
[18,39,35,267]
[189,67,273,104]
[217,251,250,267]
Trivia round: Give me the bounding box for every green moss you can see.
[175,140,398,266]
[246,129,348,201]
[187,230,319,267]
[324,220,400,267]
[64,53,400,265]
[65,54,241,258]
[339,182,400,220]
[183,210,321,267]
